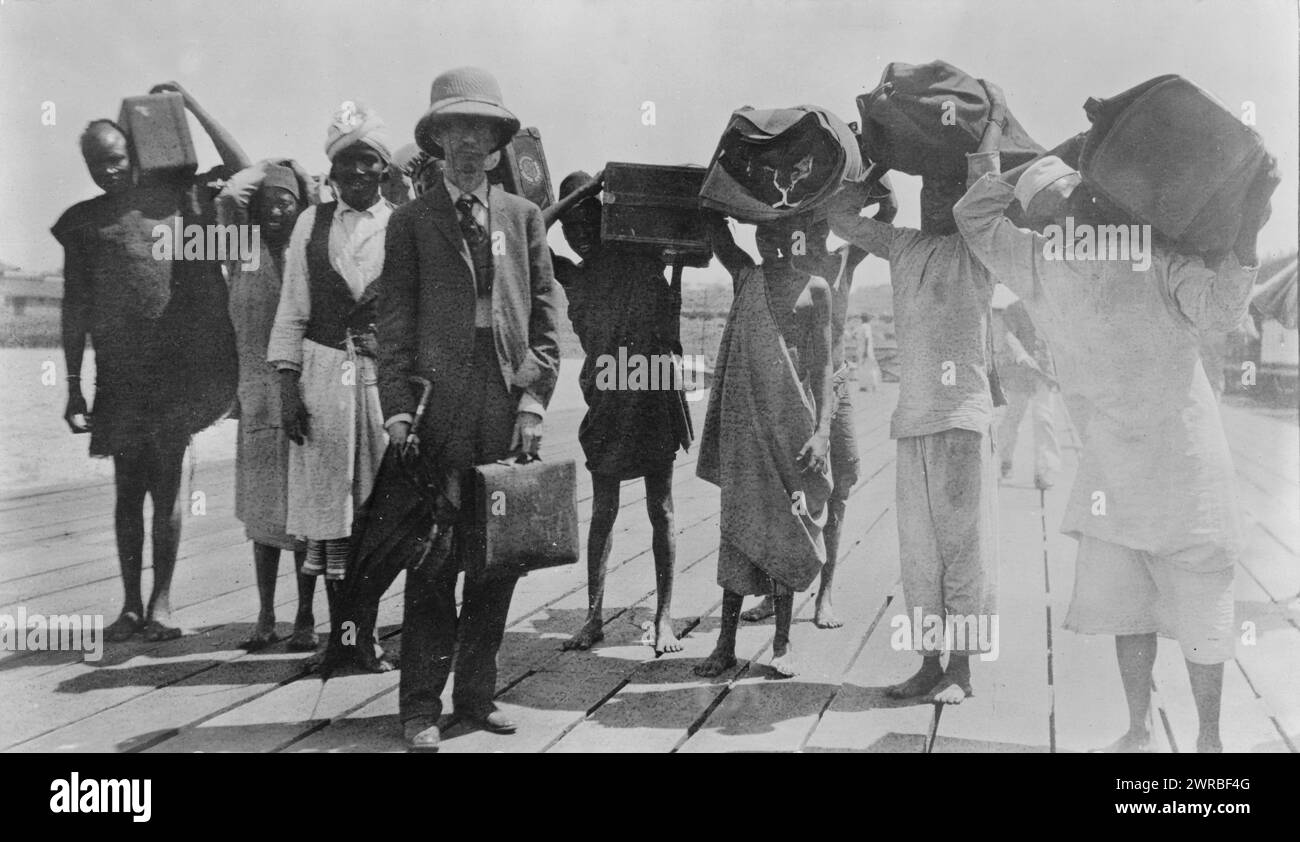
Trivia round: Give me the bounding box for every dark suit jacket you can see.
[376,179,561,452]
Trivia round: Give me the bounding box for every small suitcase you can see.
[1078,75,1271,257]
[464,456,580,580]
[601,162,712,268]
[489,127,554,210]
[118,93,198,183]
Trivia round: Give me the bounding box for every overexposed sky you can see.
[1,0,1296,287]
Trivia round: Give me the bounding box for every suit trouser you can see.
[399,328,520,723]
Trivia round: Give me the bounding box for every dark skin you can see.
[274,142,391,670]
[63,84,249,641]
[694,213,834,678]
[743,195,897,629]
[239,184,317,651]
[279,142,386,445]
[547,192,681,654]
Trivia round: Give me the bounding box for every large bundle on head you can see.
[699,105,865,223]
[1077,75,1273,259]
[857,60,1044,233]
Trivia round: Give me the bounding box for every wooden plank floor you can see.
[2,376,1296,753]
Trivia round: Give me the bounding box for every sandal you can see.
[141,619,183,642]
[104,611,144,643]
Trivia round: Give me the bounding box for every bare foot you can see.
[1091,730,1153,753]
[562,619,605,651]
[886,659,944,698]
[928,676,971,704]
[741,597,776,623]
[770,641,799,677]
[813,595,842,629]
[654,621,683,654]
[1196,734,1223,753]
[694,647,737,677]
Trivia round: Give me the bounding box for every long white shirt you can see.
[954,173,1257,568]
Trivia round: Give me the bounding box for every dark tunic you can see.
[554,250,682,479]
[52,169,236,457]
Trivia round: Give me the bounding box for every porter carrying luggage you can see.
[699,106,865,224]
[1077,74,1272,257]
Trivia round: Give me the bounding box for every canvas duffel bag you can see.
[1078,74,1271,257]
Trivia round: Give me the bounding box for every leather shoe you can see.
[462,709,517,734]
[403,718,440,751]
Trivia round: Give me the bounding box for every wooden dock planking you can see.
[1231,572,1300,751]
[6,380,1295,753]
[674,469,896,753]
[548,428,896,753]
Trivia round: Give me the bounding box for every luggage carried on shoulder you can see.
[699,105,865,224]
[464,455,581,580]
[1077,74,1272,258]
[600,162,713,267]
[118,92,199,184]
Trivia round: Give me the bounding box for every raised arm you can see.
[826,179,896,260]
[704,211,754,291]
[542,170,603,229]
[151,81,251,172]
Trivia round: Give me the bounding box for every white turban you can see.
[324,101,394,164]
[1014,155,1081,210]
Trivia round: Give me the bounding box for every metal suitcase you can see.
[118,93,198,183]
[489,127,555,210]
[464,456,580,579]
[600,162,712,267]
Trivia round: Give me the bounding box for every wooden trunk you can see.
[600,162,712,268]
